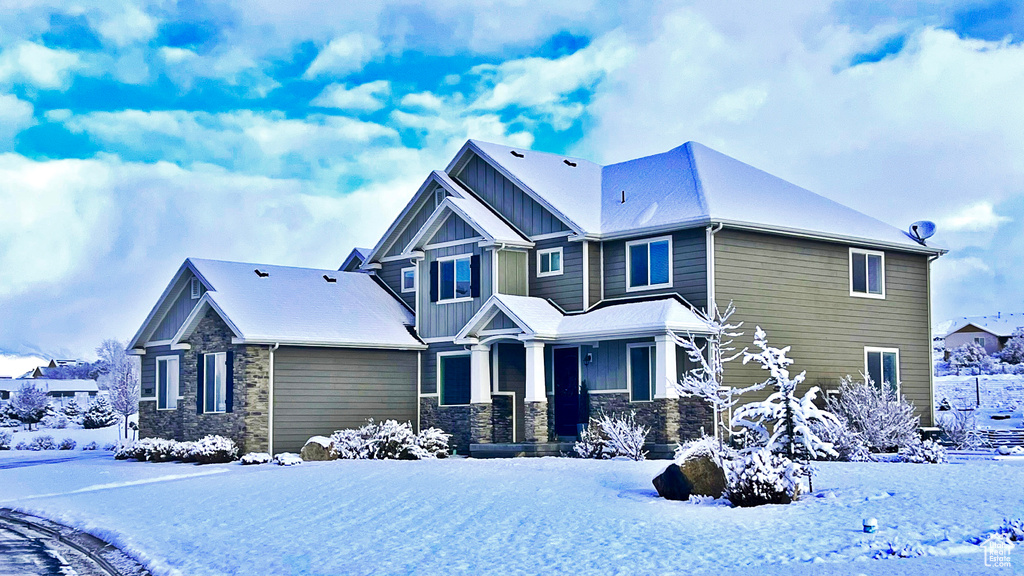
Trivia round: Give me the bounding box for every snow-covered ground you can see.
[1,452,1021,576]
[935,375,1024,430]
[8,424,122,447]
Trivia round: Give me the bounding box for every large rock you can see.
[300,436,335,461]
[680,455,727,498]
[653,464,693,501]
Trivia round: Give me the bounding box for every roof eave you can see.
[232,337,427,350]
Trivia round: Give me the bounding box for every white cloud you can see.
[303,33,381,79]
[95,4,158,47]
[400,91,445,111]
[159,47,197,64]
[940,201,1012,232]
[311,80,390,111]
[0,93,34,149]
[0,42,81,89]
[0,354,47,378]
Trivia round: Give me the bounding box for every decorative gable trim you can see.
[170,293,243,346]
[128,259,215,349]
[400,195,533,256]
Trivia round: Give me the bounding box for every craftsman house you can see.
[130,139,944,455]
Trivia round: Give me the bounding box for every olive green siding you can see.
[496,249,528,295]
[713,229,933,426]
[272,347,419,454]
[588,241,601,307]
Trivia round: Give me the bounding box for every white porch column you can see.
[654,333,678,399]
[470,344,492,404]
[524,340,547,402]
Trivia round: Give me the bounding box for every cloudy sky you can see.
[1,0,1022,373]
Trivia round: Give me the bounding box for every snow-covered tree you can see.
[10,382,49,430]
[824,375,919,451]
[61,399,82,420]
[999,328,1024,365]
[673,301,767,442]
[82,396,118,429]
[730,327,839,459]
[103,339,139,442]
[949,342,988,375]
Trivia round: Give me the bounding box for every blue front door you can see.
[553,347,580,437]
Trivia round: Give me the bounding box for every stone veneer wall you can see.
[588,393,713,444]
[420,397,471,454]
[491,395,513,443]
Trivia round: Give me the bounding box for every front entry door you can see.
[553,347,580,438]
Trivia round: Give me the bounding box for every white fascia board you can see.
[364,172,447,266]
[171,294,243,346]
[128,260,192,349]
[128,348,146,356]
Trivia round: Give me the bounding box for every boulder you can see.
[679,455,727,498]
[652,464,693,501]
[300,436,336,461]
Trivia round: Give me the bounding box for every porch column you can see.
[470,344,492,404]
[654,333,679,399]
[524,341,546,402]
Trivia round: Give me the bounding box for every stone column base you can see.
[470,403,493,444]
[524,401,549,442]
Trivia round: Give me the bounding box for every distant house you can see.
[944,313,1024,357]
[21,359,89,379]
[0,378,99,407]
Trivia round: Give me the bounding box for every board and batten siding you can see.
[272,347,418,453]
[421,341,466,395]
[378,260,416,309]
[430,213,480,244]
[419,243,492,339]
[602,229,708,311]
[455,155,570,237]
[152,277,204,341]
[385,185,440,258]
[713,229,934,426]
[529,237,584,312]
[496,249,528,295]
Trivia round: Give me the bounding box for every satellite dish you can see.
[908,220,936,244]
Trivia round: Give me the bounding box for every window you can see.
[537,247,563,277]
[865,347,900,396]
[628,344,656,402]
[438,353,471,406]
[974,337,986,347]
[156,356,179,410]
[401,266,416,293]
[190,277,201,299]
[850,248,885,298]
[626,236,672,291]
[438,255,472,302]
[203,352,228,413]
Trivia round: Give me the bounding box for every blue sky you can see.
[1,0,1023,372]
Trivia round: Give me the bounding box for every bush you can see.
[274,453,302,466]
[58,438,76,450]
[190,435,238,464]
[939,406,988,450]
[172,441,198,463]
[29,435,57,451]
[42,414,69,429]
[15,441,29,450]
[82,441,98,451]
[825,376,919,452]
[240,452,272,465]
[415,427,451,459]
[999,328,1024,364]
[809,419,870,462]
[724,449,804,507]
[102,442,117,451]
[0,428,11,450]
[82,397,118,429]
[574,412,650,461]
[998,518,1024,542]
[331,419,450,460]
[574,419,607,459]
[899,438,948,464]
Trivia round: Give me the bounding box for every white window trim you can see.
[625,235,673,292]
[626,342,656,403]
[202,352,228,414]
[437,351,472,407]
[190,277,201,299]
[155,355,181,411]
[436,254,474,304]
[536,247,564,278]
[863,346,901,396]
[849,247,886,299]
[401,266,417,293]
[975,337,986,346]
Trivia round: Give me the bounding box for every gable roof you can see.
[945,313,1024,338]
[401,186,532,255]
[0,378,99,393]
[133,259,424,351]
[446,140,943,254]
[339,247,372,272]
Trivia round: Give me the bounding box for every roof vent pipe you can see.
[323,275,337,283]
[254,269,269,277]
[620,190,626,204]
[563,159,577,167]
[510,150,524,158]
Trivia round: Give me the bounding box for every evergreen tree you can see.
[82,396,118,429]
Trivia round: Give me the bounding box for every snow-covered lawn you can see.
[1,452,1022,576]
[8,423,122,447]
[935,375,1024,430]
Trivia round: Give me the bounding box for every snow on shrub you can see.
[58,438,76,450]
[331,419,450,460]
[172,441,198,463]
[0,428,11,450]
[872,539,924,559]
[15,441,29,450]
[899,439,947,464]
[62,400,82,420]
[998,518,1024,542]
[675,435,738,467]
[81,441,98,451]
[189,435,239,464]
[724,449,804,507]
[240,452,272,465]
[103,442,117,451]
[416,427,451,459]
[114,436,236,463]
[808,419,870,462]
[573,419,607,459]
[274,453,302,466]
[938,405,988,450]
[574,412,650,460]
[28,435,57,451]
[824,375,919,452]
[82,396,118,429]
[999,328,1024,364]
[42,414,70,429]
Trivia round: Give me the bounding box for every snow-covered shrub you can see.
[240,452,272,465]
[675,435,739,469]
[997,518,1024,542]
[899,439,948,464]
[62,400,82,420]
[103,442,117,451]
[29,435,57,450]
[58,438,76,450]
[416,427,451,459]
[573,412,650,460]
[808,419,870,462]
[172,441,197,463]
[824,375,919,452]
[0,428,11,450]
[999,328,1024,364]
[949,342,988,375]
[724,449,804,507]
[574,419,607,459]
[938,406,988,450]
[41,413,69,429]
[82,441,98,451]
[872,539,924,559]
[82,396,118,429]
[15,441,29,450]
[189,435,238,464]
[274,452,302,466]
[331,419,449,460]
[147,439,180,462]
[731,327,839,459]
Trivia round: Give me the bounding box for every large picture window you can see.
[865,347,900,396]
[203,352,228,413]
[850,248,885,298]
[626,236,672,291]
[628,344,656,402]
[156,356,180,410]
[438,255,472,302]
[439,353,471,406]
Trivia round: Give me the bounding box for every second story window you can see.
[438,255,472,302]
[401,267,416,293]
[537,247,563,277]
[626,236,672,291]
[850,248,884,298]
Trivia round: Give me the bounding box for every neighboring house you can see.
[944,313,1024,357]
[21,359,88,379]
[0,378,99,407]
[130,139,944,457]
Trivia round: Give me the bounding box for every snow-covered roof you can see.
[403,186,532,254]
[0,379,98,393]
[452,140,941,253]
[167,259,423,350]
[945,314,1024,338]
[456,294,713,343]
[339,247,372,272]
